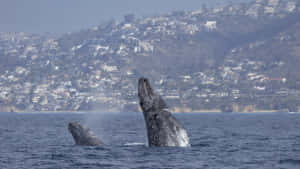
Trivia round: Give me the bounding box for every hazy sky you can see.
[0,0,246,34]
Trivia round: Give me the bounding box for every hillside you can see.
[1,0,300,112]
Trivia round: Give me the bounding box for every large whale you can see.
[68,122,103,146]
[138,77,190,147]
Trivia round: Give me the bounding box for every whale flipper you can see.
[68,122,103,146]
[138,77,190,147]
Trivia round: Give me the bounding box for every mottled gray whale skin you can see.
[68,122,103,146]
[138,77,190,147]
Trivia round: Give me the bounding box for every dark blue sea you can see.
[1,112,300,169]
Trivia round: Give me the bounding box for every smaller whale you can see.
[68,122,103,146]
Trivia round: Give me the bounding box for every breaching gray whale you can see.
[68,122,103,146]
[138,77,190,147]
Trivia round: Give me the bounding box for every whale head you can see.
[68,122,103,146]
[68,122,87,144]
[138,77,167,112]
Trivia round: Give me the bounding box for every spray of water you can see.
[82,110,120,145]
[80,84,122,144]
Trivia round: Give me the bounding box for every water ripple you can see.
[0,113,299,169]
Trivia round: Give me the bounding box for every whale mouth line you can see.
[138,77,157,112]
[138,77,154,99]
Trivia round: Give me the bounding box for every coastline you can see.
[0,109,293,114]
[0,104,294,114]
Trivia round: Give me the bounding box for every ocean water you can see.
[0,112,300,169]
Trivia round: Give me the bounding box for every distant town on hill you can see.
[1,0,300,113]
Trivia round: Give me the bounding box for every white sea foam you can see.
[177,128,190,147]
[124,142,146,146]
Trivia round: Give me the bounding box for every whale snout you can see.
[68,122,81,133]
[138,77,156,112]
[68,122,76,129]
[138,77,154,98]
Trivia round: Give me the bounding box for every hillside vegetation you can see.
[1,0,300,112]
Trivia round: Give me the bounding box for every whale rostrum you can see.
[138,77,190,147]
[68,122,103,146]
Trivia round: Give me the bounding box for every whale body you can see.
[68,122,103,146]
[138,77,190,147]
